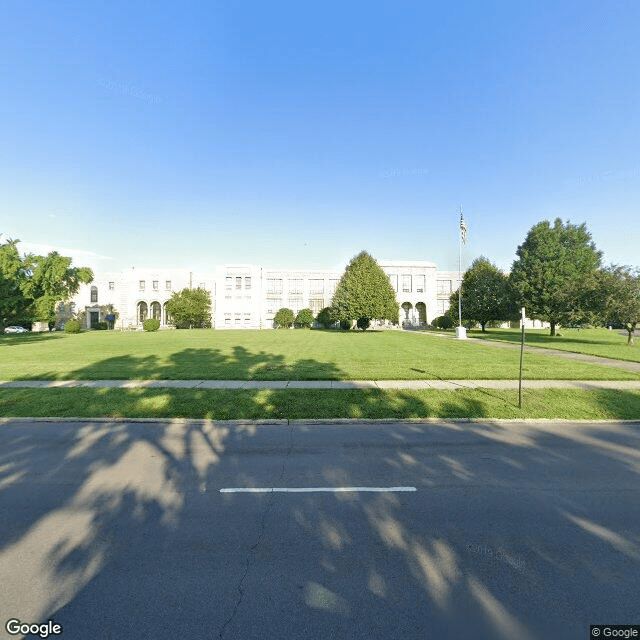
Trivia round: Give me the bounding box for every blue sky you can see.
[1,1,638,275]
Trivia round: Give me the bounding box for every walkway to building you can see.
[427,331,640,373]
[1,379,639,390]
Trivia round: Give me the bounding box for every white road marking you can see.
[219,486,416,493]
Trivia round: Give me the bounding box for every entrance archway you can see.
[401,302,413,324]
[151,301,161,321]
[137,302,148,324]
[416,302,427,325]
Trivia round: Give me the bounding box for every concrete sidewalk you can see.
[2,379,640,390]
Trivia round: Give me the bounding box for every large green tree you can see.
[599,266,640,345]
[0,238,30,331]
[448,257,514,332]
[331,251,399,327]
[165,287,212,328]
[1,239,93,330]
[510,218,602,336]
[21,252,93,323]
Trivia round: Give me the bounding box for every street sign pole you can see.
[518,307,525,409]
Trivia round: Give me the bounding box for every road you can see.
[0,418,639,639]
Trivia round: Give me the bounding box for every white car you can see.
[4,326,29,334]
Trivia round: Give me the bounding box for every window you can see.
[153,280,159,291]
[139,280,145,291]
[288,278,303,294]
[266,299,282,314]
[309,298,324,314]
[108,281,115,290]
[415,275,425,293]
[244,314,251,324]
[235,313,241,326]
[224,313,231,326]
[245,277,251,290]
[309,279,324,295]
[225,277,233,290]
[90,286,98,303]
[165,280,171,290]
[199,282,205,289]
[437,299,450,315]
[236,277,242,290]
[437,280,452,295]
[267,278,283,294]
[388,274,398,291]
[288,297,303,312]
[402,275,412,293]
[327,279,339,295]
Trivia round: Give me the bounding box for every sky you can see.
[1,1,639,276]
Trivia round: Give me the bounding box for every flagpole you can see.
[458,204,462,327]
[456,204,467,340]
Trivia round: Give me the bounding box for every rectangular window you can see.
[289,278,303,294]
[244,314,251,324]
[437,280,452,295]
[199,282,205,290]
[245,277,251,290]
[236,277,242,290]
[309,279,324,295]
[388,274,398,292]
[90,288,98,303]
[108,282,115,290]
[309,298,324,314]
[402,275,412,293]
[266,299,282,314]
[288,297,303,312]
[139,280,145,291]
[267,278,283,294]
[235,314,241,326]
[327,279,339,295]
[224,313,231,326]
[225,277,233,290]
[415,275,425,293]
[165,280,171,290]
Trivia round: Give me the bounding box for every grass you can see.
[469,327,640,362]
[0,387,639,420]
[0,329,638,381]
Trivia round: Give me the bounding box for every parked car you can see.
[4,326,29,334]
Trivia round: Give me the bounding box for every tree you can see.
[600,266,640,345]
[448,257,514,332]
[356,317,371,331]
[316,307,336,329]
[331,251,399,327]
[21,251,93,324]
[274,308,295,328]
[295,308,314,328]
[0,238,30,332]
[165,288,212,328]
[509,218,602,336]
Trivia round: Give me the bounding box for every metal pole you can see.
[518,307,525,409]
[458,221,462,327]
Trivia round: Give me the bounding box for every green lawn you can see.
[1,387,639,420]
[0,329,638,380]
[470,327,640,362]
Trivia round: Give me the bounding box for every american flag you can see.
[459,211,468,245]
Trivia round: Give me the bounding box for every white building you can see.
[70,260,463,330]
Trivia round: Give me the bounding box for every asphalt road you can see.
[1,418,639,640]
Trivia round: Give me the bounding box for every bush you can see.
[295,308,314,328]
[95,321,108,330]
[339,319,352,331]
[316,307,335,328]
[274,308,295,328]
[356,317,371,331]
[64,320,81,334]
[143,318,161,332]
[433,315,453,330]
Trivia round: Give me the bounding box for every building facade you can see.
[70,260,464,330]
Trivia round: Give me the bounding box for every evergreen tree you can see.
[331,251,399,326]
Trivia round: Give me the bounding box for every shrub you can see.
[95,321,108,330]
[64,320,81,334]
[316,307,335,328]
[433,315,453,330]
[339,319,352,331]
[143,318,161,332]
[356,317,371,331]
[274,308,295,328]
[295,308,314,328]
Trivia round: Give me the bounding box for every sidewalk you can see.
[2,379,640,390]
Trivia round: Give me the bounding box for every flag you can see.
[459,211,468,245]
